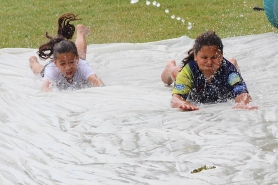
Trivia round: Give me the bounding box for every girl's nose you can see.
[66,63,71,69]
[207,58,213,64]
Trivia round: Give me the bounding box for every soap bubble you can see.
[152,1,157,6]
[165,9,169,13]
[156,3,160,7]
[171,15,175,19]
[146,1,151,5]
[176,17,181,21]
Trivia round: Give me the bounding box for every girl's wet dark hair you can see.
[37,13,80,60]
[181,31,223,67]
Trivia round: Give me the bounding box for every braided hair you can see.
[37,13,80,60]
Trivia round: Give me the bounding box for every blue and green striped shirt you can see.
[172,58,248,103]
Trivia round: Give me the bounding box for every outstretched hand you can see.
[177,102,199,111]
[232,103,258,110]
[234,93,258,110]
[88,74,105,87]
[171,94,199,111]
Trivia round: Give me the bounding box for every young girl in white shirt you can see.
[29,13,104,91]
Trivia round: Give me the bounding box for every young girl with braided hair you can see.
[29,13,104,91]
[161,31,258,110]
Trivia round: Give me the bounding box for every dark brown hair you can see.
[181,31,223,67]
[37,13,80,60]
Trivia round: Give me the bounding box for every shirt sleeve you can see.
[227,72,249,97]
[172,65,194,99]
[78,59,95,80]
[43,62,58,81]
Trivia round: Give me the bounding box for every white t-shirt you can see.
[43,59,95,90]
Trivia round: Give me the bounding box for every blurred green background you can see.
[0,0,276,48]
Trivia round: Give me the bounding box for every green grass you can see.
[0,0,276,48]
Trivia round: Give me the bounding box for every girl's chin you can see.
[64,74,73,80]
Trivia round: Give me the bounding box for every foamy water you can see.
[0,33,278,184]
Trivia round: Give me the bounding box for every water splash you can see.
[130,0,194,29]
[130,0,139,4]
[187,22,193,30]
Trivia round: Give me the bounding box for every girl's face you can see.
[54,52,79,80]
[194,45,223,78]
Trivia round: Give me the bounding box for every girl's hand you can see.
[232,103,258,110]
[171,94,199,111]
[177,102,199,111]
[42,80,52,92]
[88,74,105,87]
[234,93,258,110]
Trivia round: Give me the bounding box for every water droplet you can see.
[187,22,193,30]
[130,0,139,4]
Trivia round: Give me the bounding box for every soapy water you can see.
[130,0,193,30]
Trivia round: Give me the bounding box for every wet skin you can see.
[194,45,223,80]
[54,52,79,82]
[171,45,258,110]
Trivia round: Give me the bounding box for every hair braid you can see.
[37,13,80,60]
[57,13,80,39]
